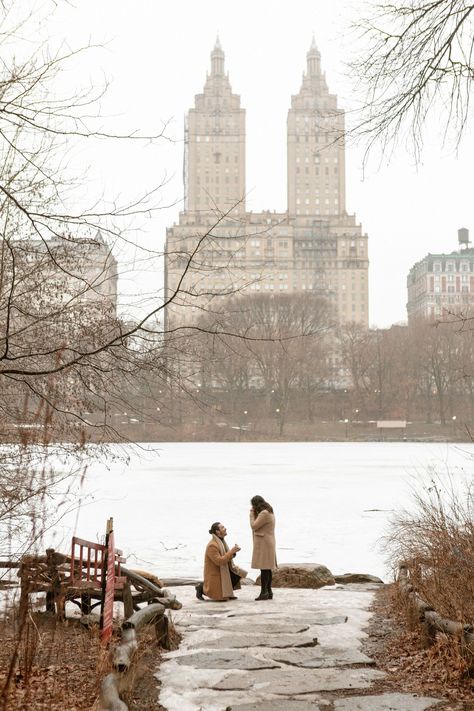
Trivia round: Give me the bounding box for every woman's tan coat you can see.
[203,537,235,601]
[250,509,277,570]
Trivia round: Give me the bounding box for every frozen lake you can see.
[46,441,474,582]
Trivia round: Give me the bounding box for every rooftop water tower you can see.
[458,227,470,249]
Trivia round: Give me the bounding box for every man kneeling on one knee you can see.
[196,522,247,601]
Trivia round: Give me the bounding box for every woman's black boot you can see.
[255,570,271,600]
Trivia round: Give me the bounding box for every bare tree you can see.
[0,1,263,558]
[195,293,334,435]
[351,1,474,158]
[336,322,373,412]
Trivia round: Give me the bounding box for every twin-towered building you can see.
[165,39,369,327]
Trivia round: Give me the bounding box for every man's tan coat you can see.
[250,509,277,570]
[203,536,244,601]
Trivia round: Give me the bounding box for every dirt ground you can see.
[0,609,174,710]
[364,584,474,710]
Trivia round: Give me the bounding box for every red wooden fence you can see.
[70,537,106,590]
[69,522,126,643]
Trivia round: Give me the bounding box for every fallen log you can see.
[397,563,474,648]
[100,602,168,711]
[122,602,165,631]
[127,568,163,588]
[121,568,182,610]
[112,628,139,673]
[98,673,128,711]
[425,610,474,640]
[161,577,201,586]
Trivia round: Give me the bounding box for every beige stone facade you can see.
[165,39,369,328]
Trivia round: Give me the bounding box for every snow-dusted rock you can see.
[228,702,324,710]
[267,563,336,589]
[334,573,384,585]
[333,693,442,710]
[212,667,385,693]
[172,650,279,669]
[269,646,375,668]
[188,632,318,649]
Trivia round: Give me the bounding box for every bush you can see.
[387,480,474,626]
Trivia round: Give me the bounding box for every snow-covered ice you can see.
[41,441,474,581]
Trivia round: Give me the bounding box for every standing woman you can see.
[250,495,277,601]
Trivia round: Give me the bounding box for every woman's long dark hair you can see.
[251,495,274,514]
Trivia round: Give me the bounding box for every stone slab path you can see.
[157,584,443,711]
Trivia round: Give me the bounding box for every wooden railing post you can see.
[45,548,59,615]
[101,518,115,644]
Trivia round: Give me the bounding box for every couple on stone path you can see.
[195,495,277,602]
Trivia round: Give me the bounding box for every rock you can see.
[333,693,442,710]
[269,647,375,668]
[334,573,384,585]
[216,623,310,635]
[188,633,318,649]
[178,619,310,634]
[228,702,323,710]
[264,564,335,589]
[312,615,348,625]
[212,667,385,693]
[79,613,100,628]
[172,650,280,670]
[240,577,256,586]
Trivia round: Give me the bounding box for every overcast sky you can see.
[44,0,474,327]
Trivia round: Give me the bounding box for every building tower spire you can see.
[306,35,321,77]
[184,39,246,215]
[287,38,346,217]
[211,35,225,76]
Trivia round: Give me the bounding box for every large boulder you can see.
[260,564,335,589]
[240,577,256,586]
[334,573,384,585]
